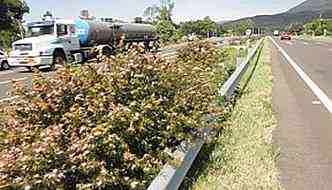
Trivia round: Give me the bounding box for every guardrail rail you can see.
[147,38,264,190]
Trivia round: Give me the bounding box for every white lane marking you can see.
[0,96,19,103]
[270,36,332,114]
[303,42,309,45]
[0,70,15,75]
[316,42,327,46]
[0,77,28,85]
[312,100,322,105]
[329,48,332,52]
[286,41,293,45]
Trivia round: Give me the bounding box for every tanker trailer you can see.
[75,19,158,50]
[73,19,119,59]
[115,23,159,50]
[8,18,159,71]
[74,19,116,47]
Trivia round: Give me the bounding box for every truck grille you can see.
[14,43,32,51]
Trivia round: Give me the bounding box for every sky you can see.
[24,0,306,23]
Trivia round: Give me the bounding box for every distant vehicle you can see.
[273,30,279,36]
[8,18,159,71]
[280,32,291,40]
[0,50,10,71]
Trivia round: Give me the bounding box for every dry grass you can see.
[188,40,283,190]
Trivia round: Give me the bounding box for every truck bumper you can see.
[8,56,53,67]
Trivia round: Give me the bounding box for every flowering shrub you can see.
[176,41,237,91]
[0,42,229,190]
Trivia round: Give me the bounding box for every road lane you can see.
[270,37,332,113]
[271,37,332,190]
[274,38,332,102]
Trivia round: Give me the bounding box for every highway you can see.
[270,37,332,190]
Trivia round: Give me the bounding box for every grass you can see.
[182,40,282,190]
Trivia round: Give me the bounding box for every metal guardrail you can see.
[147,38,265,190]
[220,38,264,100]
[148,128,209,190]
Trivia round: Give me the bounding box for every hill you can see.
[223,0,332,31]
[288,0,332,14]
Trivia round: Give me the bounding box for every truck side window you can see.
[57,24,68,36]
[70,26,76,34]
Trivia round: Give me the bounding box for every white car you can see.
[0,50,10,70]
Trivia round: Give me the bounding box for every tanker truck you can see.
[8,18,158,71]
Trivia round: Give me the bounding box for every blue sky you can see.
[24,0,306,23]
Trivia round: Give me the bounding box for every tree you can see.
[156,19,178,44]
[143,0,174,23]
[288,23,304,35]
[143,5,160,23]
[179,17,219,37]
[304,18,327,36]
[226,19,254,35]
[0,0,29,31]
[326,20,332,35]
[0,0,29,48]
[144,0,178,44]
[159,0,174,21]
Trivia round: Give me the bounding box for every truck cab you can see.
[8,19,80,70]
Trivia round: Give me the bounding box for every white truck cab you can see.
[8,19,80,70]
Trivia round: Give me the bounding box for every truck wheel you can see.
[102,47,112,57]
[51,51,66,71]
[1,61,10,70]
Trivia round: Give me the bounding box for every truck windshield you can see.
[26,25,54,37]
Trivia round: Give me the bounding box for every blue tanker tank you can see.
[74,19,115,46]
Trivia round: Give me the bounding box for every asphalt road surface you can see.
[270,37,332,190]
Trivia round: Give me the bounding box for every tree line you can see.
[287,18,332,36]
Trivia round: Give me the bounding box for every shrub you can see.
[176,41,237,91]
[155,20,179,45]
[0,42,227,190]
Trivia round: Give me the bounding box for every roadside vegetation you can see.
[183,40,282,190]
[0,0,29,49]
[285,18,332,38]
[0,41,238,190]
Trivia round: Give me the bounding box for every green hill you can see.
[223,0,332,31]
